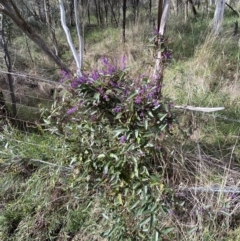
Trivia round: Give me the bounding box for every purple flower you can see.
[60,70,70,83]
[98,87,104,94]
[169,102,174,109]
[102,56,109,66]
[156,146,161,151]
[135,96,141,104]
[148,91,155,99]
[67,106,78,115]
[154,99,159,107]
[154,27,158,35]
[120,135,126,143]
[103,94,109,101]
[107,65,117,75]
[77,74,89,84]
[113,106,121,113]
[110,81,118,87]
[169,209,175,215]
[165,51,171,59]
[90,114,97,121]
[162,51,171,60]
[91,71,100,81]
[71,80,79,88]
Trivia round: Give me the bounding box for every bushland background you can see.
[1,0,240,240]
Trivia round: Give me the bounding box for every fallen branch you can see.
[179,186,240,194]
[174,105,225,113]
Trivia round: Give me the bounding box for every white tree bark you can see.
[153,0,171,80]
[74,0,83,74]
[59,0,82,76]
[209,0,216,5]
[213,0,225,34]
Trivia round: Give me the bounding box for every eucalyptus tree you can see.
[153,0,171,94]
[213,0,226,34]
[59,0,83,76]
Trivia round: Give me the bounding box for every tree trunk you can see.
[104,0,108,25]
[153,0,171,95]
[0,0,71,73]
[36,0,45,22]
[59,0,82,76]
[107,0,119,27]
[44,0,59,56]
[185,0,188,22]
[69,0,75,26]
[213,0,225,34]
[188,0,198,17]
[122,0,127,43]
[0,13,17,117]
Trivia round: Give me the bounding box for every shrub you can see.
[44,56,177,239]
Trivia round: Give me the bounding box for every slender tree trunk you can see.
[104,0,108,25]
[185,0,188,22]
[44,0,59,56]
[149,0,152,15]
[36,0,45,22]
[74,0,83,75]
[188,0,198,17]
[87,3,91,24]
[122,0,127,43]
[213,0,225,34]
[94,0,100,25]
[153,0,171,95]
[59,0,82,76]
[107,0,119,27]
[0,87,8,117]
[0,0,71,73]
[69,0,75,26]
[98,1,104,27]
[0,13,17,117]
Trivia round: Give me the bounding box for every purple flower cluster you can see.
[120,135,126,143]
[67,106,78,115]
[113,106,121,113]
[162,50,172,61]
[60,70,70,83]
[101,57,117,75]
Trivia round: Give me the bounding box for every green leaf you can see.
[102,213,109,220]
[160,123,167,131]
[161,227,174,235]
[118,193,123,205]
[159,113,167,121]
[139,217,151,227]
[130,200,140,210]
[144,119,148,130]
[113,129,128,137]
[150,214,156,229]
[219,210,231,216]
[97,154,105,159]
[154,230,159,241]
[135,129,139,138]
[148,36,156,42]
[148,111,154,118]
[187,226,198,234]
[110,153,118,160]
[127,91,138,101]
